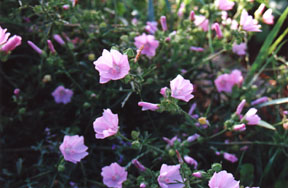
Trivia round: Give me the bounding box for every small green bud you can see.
[83,102,91,108]
[123,48,135,58]
[19,107,26,115]
[211,163,222,172]
[168,149,175,157]
[131,140,141,149]
[131,130,140,140]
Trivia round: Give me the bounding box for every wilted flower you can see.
[59,135,88,164]
[190,46,204,52]
[93,109,119,139]
[232,42,247,56]
[194,15,209,31]
[101,162,128,188]
[190,11,195,21]
[1,35,22,53]
[184,155,198,169]
[93,49,130,84]
[170,74,194,102]
[223,152,238,163]
[157,164,184,188]
[47,40,56,53]
[242,108,261,125]
[240,9,261,32]
[132,159,146,171]
[187,133,200,142]
[177,3,185,18]
[145,21,158,34]
[233,124,246,131]
[212,23,223,39]
[27,41,42,55]
[51,86,73,104]
[251,96,269,105]
[236,99,246,116]
[138,102,159,111]
[53,34,65,46]
[160,16,168,31]
[263,9,274,25]
[163,136,180,147]
[209,170,239,188]
[215,0,235,11]
[134,33,159,58]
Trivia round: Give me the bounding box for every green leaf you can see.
[148,0,155,21]
[268,27,288,54]
[244,7,288,86]
[257,120,276,131]
[258,97,288,108]
[240,163,254,186]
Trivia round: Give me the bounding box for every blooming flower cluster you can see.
[0,26,22,53]
[214,70,243,93]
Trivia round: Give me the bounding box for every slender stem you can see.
[209,141,288,148]
[80,162,87,186]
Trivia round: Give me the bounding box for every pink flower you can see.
[223,152,238,163]
[1,35,22,53]
[0,26,10,46]
[184,155,198,169]
[194,15,209,31]
[170,74,194,102]
[251,96,269,105]
[132,159,146,171]
[215,0,235,11]
[243,108,261,125]
[163,136,180,147]
[236,99,246,116]
[93,49,130,84]
[187,133,200,142]
[27,41,42,55]
[177,3,185,18]
[263,9,274,25]
[209,170,239,188]
[53,34,65,46]
[255,4,265,17]
[101,162,128,188]
[47,40,56,53]
[134,33,159,58]
[212,23,223,39]
[59,135,88,164]
[145,21,158,34]
[140,183,146,188]
[192,172,202,178]
[51,86,73,104]
[14,88,20,95]
[138,102,159,111]
[93,109,119,139]
[233,124,246,132]
[157,164,184,188]
[160,16,168,31]
[160,87,168,97]
[240,9,261,32]
[232,42,247,56]
[214,70,243,93]
[190,46,204,52]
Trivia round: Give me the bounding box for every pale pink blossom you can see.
[223,152,238,163]
[243,108,261,125]
[214,70,243,93]
[236,99,246,116]
[209,170,239,188]
[93,109,119,139]
[170,74,194,102]
[240,9,261,32]
[221,11,228,20]
[177,3,185,18]
[230,19,239,30]
[184,155,198,169]
[27,41,42,55]
[215,0,235,11]
[157,164,184,188]
[160,16,168,31]
[59,135,88,164]
[134,33,159,58]
[212,23,223,39]
[0,26,10,46]
[93,49,130,84]
[138,102,159,111]
[190,46,204,52]
[101,162,128,188]
[194,15,209,31]
[140,183,146,188]
[255,4,266,16]
[145,21,158,34]
[232,42,247,56]
[192,172,202,178]
[263,9,274,25]
[187,133,200,142]
[14,88,20,95]
[52,86,73,104]
[132,18,138,26]
[1,35,22,53]
[233,124,246,131]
